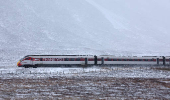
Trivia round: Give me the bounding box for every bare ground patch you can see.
[153,67,170,71]
[0,77,170,100]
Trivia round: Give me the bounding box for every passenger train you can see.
[17,55,170,68]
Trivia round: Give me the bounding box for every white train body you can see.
[17,55,170,68]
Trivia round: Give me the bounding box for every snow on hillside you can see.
[0,0,170,66]
[86,0,170,52]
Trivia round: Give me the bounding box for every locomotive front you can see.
[17,56,31,67]
[17,60,22,67]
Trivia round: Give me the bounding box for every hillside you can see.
[0,0,170,66]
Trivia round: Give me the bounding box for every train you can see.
[17,55,170,68]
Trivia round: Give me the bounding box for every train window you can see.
[80,58,85,61]
[166,59,170,61]
[118,59,122,61]
[129,59,133,61]
[40,58,43,61]
[139,59,143,61]
[97,59,101,61]
[70,58,75,61]
[64,58,69,61]
[88,59,94,61]
[113,59,117,61]
[134,59,138,61]
[76,58,81,61]
[108,59,112,61]
[124,59,127,61]
[159,59,163,61]
[25,57,30,60]
[20,58,24,61]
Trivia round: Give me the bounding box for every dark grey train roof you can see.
[25,55,168,57]
[26,55,94,56]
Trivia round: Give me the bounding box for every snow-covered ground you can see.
[0,66,170,79]
[0,66,170,99]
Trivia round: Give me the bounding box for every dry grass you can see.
[153,67,170,71]
[0,77,170,100]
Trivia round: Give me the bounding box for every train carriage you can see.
[99,56,157,65]
[17,55,94,68]
[165,56,170,65]
[17,55,170,68]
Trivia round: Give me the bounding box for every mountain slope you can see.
[0,0,170,66]
[87,0,170,52]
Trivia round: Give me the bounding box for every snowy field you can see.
[0,66,170,79]
[0,66,170,99]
